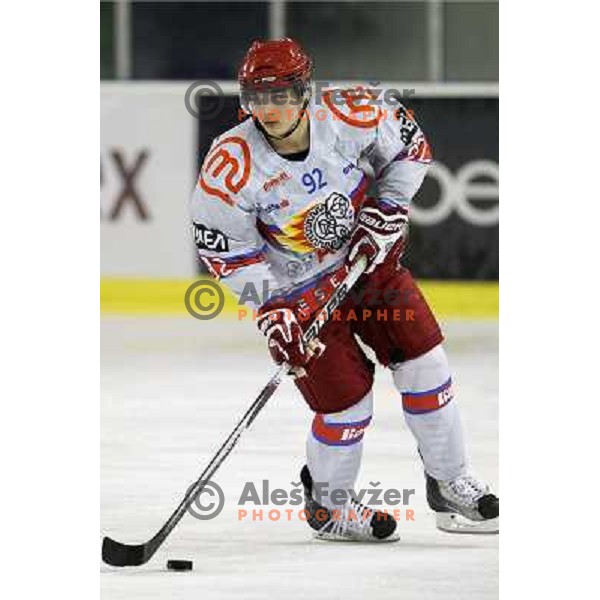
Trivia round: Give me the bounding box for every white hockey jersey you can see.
[190,88,432,309]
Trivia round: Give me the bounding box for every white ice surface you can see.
[101,316,498,600]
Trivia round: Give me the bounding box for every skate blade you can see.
[313,531,401,543]
[435,512,499,534]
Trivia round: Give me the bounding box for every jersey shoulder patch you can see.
[321,87,384,130]
[199,126,252,206]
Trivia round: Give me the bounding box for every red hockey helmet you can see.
[238,38,313,112]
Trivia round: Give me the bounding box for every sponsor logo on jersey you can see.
[262,198,290,213]
[199,136,251,206]
[322,88,383,129]
[342,162,356,175]
[285,255,315,279]
[193,222,229,252]
[263,171,291,192]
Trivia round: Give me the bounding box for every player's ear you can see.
[288,87,303,106]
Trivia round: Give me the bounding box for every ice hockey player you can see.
[190,38,499,541]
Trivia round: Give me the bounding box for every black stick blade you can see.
[102,536,148,567]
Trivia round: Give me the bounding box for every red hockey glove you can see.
[257,307,308,368]
[257,304,326,376]
[347,199,408,274]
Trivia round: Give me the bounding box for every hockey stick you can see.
[102,255,368,567]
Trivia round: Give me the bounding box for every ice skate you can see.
[426,472,499,533]
[300,465,400,542]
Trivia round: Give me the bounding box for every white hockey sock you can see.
[392,345,467,481]
[306,392,373,510]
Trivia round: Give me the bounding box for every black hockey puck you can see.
[167,559,193,571]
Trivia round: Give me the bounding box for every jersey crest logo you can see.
[277,192,354,255]
[199,136,251,206]
[304,192,354,252]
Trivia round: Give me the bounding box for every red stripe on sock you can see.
[402,379,454,414]
[311,414,372,446]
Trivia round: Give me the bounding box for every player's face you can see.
[252,87,304,135]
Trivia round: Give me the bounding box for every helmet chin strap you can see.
[256,97,310,142]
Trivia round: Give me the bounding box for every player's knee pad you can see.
[311,391,373,446]
[391,344,454,414]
